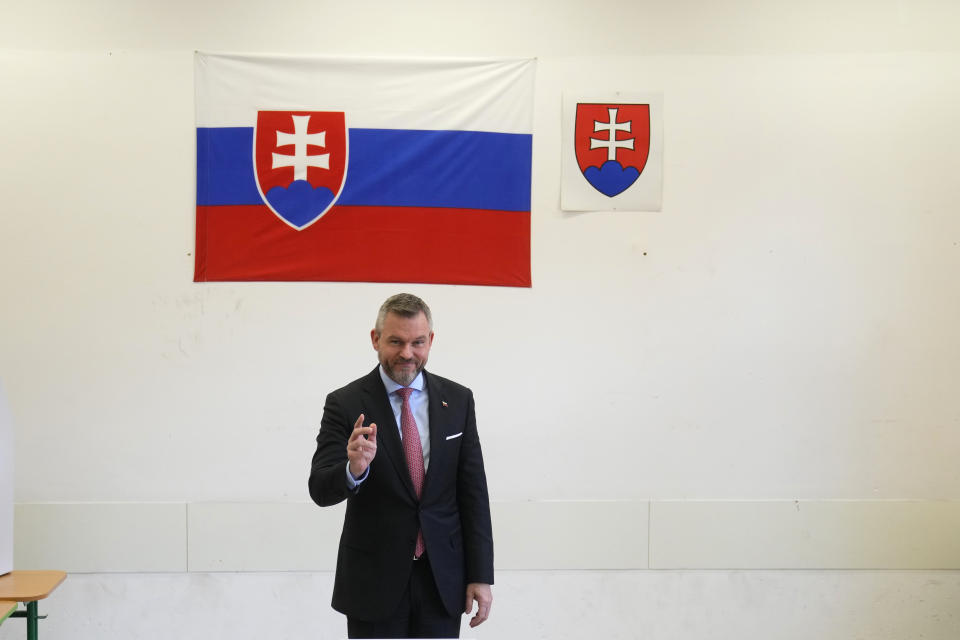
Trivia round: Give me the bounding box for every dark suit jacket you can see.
[308,367,494,620]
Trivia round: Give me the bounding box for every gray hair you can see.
[374,293,433,334]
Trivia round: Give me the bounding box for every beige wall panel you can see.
[190,500,650,572]
[650,501,960,569]
[493,500,649,569]
[14,503,186,572]
[187,502,344,571]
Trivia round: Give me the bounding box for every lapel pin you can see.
[442,401,448,408]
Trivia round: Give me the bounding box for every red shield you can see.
[574,104,650,197]
[253,111,348,229]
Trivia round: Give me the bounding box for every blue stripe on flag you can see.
[196,128,261,205]
[196,127,532,212]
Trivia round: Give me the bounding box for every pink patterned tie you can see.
[397,387,425,558]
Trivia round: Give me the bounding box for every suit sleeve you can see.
[308,390,359,507]
[457,390,495,585]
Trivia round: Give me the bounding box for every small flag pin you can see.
[442,401,448,408]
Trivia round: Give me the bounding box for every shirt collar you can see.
[378,365,425,395]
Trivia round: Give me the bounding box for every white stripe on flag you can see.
[195,53,535,133]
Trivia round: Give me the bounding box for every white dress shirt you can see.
[346,366,431,487]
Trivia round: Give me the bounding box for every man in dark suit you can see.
[309,293,494,638]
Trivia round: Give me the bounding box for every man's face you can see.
[371,311,434,386]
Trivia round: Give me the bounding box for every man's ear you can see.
[370,329,380,351]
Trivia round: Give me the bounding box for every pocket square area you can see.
[445,432,463,441]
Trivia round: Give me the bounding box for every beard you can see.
[382,357,424,386]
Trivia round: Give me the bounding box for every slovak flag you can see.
[195,53,535,286]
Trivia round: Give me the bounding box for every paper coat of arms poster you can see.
[561,92,663,211]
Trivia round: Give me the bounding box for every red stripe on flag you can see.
[195,204,531,287]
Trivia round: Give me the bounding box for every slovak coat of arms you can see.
[561,94,663,211]
[253,111,348,229]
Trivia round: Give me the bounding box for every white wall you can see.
[2,571,959,640]
[1,1,959,638]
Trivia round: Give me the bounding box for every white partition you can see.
[0,381,13,575]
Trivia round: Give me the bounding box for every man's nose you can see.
[400,343,413,358]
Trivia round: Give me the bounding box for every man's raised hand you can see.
[347,413,377,478]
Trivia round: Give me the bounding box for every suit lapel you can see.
[360,368,417,500]
[422,371,449,497]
